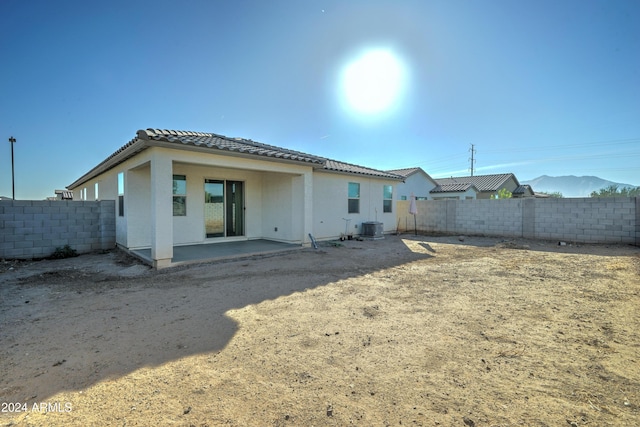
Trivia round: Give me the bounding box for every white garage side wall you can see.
[312,172,398,240]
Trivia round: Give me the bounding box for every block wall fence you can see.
[397,197,640,245]
[0,200,116,260]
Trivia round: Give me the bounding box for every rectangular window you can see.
[383,185,393,213]
[118,172,124,217]
[173,174,187,216]
[348,182,360,214]
[94,183,99,200]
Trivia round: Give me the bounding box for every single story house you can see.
[49,189,74,201]
[67,129,403,268]
[386,167,438,200]
[430,173,534,200]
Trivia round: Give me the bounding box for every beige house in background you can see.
[386,169,534,201]
[431,173,534,200]
[68,129,403,268]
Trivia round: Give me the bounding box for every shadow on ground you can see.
[0,236,432,404]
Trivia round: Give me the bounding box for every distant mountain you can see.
[522,175,637,198]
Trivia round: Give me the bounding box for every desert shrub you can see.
[50,244,78,259]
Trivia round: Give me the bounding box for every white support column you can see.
[150,152,173,268]
[301,170,313,246]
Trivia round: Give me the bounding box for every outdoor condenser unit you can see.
[361,221,384,240]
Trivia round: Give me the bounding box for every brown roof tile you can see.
[68,128,402,189]
[435,173,517,192]
[430,183,477,193]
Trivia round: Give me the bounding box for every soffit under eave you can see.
[67,139,149,190]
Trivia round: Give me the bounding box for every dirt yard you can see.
[1,235,639,426]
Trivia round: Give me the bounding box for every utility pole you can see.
[9,136,16,200]
[469,143,476,177]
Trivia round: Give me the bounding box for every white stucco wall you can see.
[260,173,293,241]
[170,162,268,245]
[71,146,400,251]
[127,164,151,248]
[83,146,317,249]
[396,172,436,200]
[312,172,398,240]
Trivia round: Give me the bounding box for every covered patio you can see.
[131,239,302,267]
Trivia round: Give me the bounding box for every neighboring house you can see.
[430,182,481,200]
[49,189,74,200]
[386,167,438,200]
[67,129,403,268]
[430,173,533,200]
[512,184,535,198]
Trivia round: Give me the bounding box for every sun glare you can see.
[341,49,406,115]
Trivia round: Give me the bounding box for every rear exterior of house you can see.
[68,129,402,268]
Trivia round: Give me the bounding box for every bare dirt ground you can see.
[1,235,639,427]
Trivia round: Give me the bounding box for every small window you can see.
[94,183,99,200]
[383,185,393,213]
[173,175,187,216]
[348,182,360,214]
[118,172,124,217]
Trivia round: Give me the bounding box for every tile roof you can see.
[323,160,404,179]
[513,184,533,195]
[430,182,477,193]
[434,173,517,192]
[386,167,421,178]
[140,129,402,179]
[138,129,324,165]
[68,128,402,189]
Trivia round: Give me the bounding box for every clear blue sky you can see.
[1,0,639,200]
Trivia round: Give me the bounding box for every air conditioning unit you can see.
[361,221,384,240]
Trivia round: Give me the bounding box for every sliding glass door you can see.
[204,179,244,238]
[226,181,244,236]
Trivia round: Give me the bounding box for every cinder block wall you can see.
[0,200,116,259]
[397,197,639,245]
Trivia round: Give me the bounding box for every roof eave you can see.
[68,137,325,190]
[67,138,148,189]
[147,139,324,167]
[316,166,404,180]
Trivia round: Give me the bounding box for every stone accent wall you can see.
[0,200,116,259]
[397,197,639,245]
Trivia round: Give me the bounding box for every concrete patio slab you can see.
[131,239,301,267]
